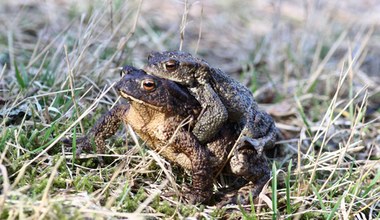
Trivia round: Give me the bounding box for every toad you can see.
[67,66,270,204]
[144,51,277,156]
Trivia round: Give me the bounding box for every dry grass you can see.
[1,0,379,219]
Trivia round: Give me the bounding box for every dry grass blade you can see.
[0,164,10,209]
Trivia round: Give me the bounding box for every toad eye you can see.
[120,70,126,77]
[164,60,178,72]
[141,79,156,91]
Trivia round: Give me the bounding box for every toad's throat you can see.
[119,90,164,111]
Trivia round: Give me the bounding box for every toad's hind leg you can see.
[218,111,274,204]
[223,143,270,205]
[239,110,278,155]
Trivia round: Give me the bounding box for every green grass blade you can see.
[14,61,26,89]
[249,192,257,218]
[326,193,345,220]
[311,184,327,219]
[362,169,380,198]
[272,162,278,220]
[30,122,58,153]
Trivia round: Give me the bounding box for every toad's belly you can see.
[125,113,194,171]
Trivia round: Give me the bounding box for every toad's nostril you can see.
[114,81,123,91]
[122,65,139,75]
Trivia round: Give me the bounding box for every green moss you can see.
[0,208,9,219]
[33,179,48,195]
[73,175,103,193]
[209,207,226,218]
[51,203,86,220]
[301,211,324,219]
[53,177,67,189]
[116,187,148,212]
[153,199,175,216]
[179,205,198,217]
[0,128,13,151]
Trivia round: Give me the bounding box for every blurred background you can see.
[1,0,379,141]
[1,0,379,78]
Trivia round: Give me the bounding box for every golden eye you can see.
[141,79,156,91]
[164,60,178,72]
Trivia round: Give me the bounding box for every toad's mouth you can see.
[119,90,163,111]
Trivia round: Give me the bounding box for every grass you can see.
[1,0,380,219]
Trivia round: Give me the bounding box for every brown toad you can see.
[144,51,277,156]
[67,66,270,204]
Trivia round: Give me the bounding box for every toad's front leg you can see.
[190,84,228,144]
[64,104,130,163]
